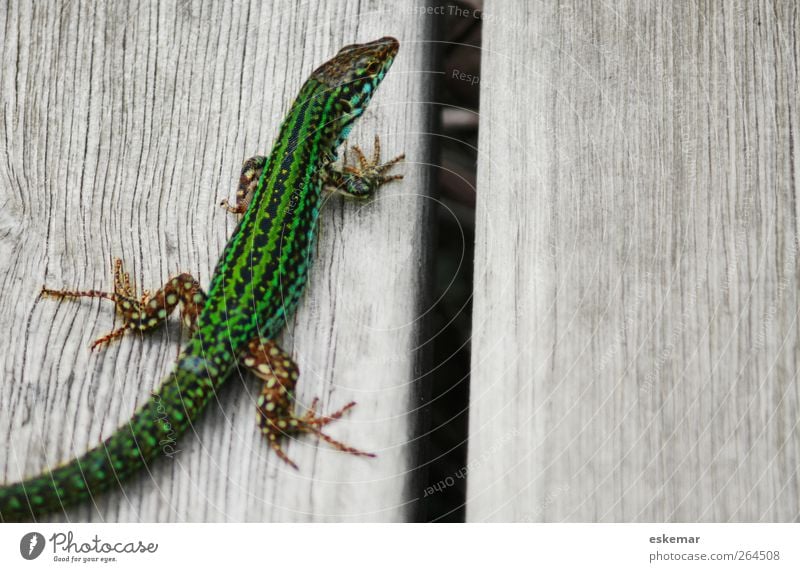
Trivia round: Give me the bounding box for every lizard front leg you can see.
[41,258,205,350]
[219,155,268,215]
[322,134,404,199]
[239,337,374,469]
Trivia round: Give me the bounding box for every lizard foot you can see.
[325,134,405,199]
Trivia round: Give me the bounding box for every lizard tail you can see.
[0,355,225,522]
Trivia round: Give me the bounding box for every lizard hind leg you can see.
[243,338,375,470]
[41,257,206,350]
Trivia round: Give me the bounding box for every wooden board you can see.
[0,0,434,522]
[467,0,799,522]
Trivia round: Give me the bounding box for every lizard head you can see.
[309,37,399,145]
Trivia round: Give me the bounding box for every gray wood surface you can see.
[0,0,433,522]
[468,0,799,521]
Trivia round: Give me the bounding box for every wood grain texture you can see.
[468,0,799,521]
[0,0,434,521]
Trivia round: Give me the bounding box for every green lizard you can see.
[0,36,403,521]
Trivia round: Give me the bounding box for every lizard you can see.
[0,36,404,521]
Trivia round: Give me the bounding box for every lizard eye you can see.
[364,61,380,76]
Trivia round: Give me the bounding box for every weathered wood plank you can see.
[468,0,799,521]
[0,0,434,521]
